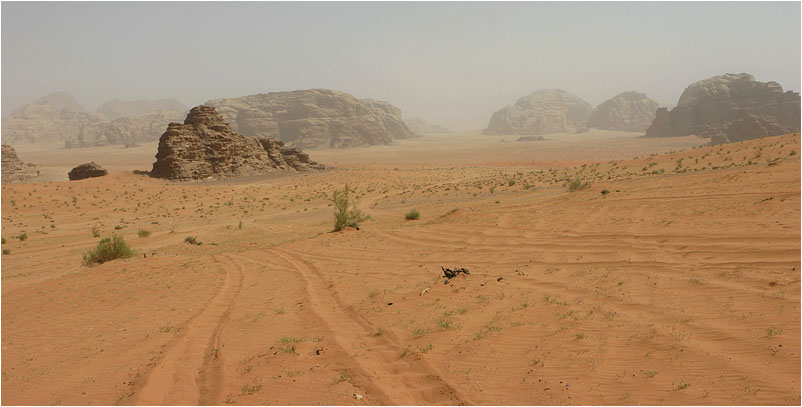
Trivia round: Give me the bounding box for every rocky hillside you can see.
[484,89,592,135]
[150,106,324,180]
[2,145,41,183]
[2,92,187,147]
[404,118,452,134]
[206,89,416,149]
[587,91,658,132]
[645,73,800,141]
[97,98,186,120]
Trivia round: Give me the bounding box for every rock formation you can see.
[587,91,658,132]
[2,145,41,183]
[644,108,672,138]
[150,105,324,180]
[404,118,452,134]
[68,162,108,180]
[644,73,800,138]
[3,92,187,147]
[710,110,791,145]
[64,109,186,148]
[98,98,187,120]
[484,89,592,135]
[205,89,416,149]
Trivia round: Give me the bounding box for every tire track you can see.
[247,248,468,405]
[134,255,243,405]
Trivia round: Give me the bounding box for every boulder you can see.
[645,73,800,138]
[587,91,658,132]
[205,89,416,149]
[484,89,592,135]
[150,105,324,180]
[68,162,108,181]
[2,145,40,183]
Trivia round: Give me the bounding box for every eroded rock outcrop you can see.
[404,118,452,134]
[587,91,658,132]
[64,109,187,148]
[710,110,791,145]
[68,162,108,181]
[206,89,416,149]
[484,89,592,135]
[2,145,41,183]
[645,73,800,139]
[150,106,324,180]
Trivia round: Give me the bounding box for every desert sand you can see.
[2,130,799,405]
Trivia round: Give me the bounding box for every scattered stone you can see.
[484,89,592,135]
[206,89,416,149]
[442,266,470,282]
[150,105,324,180]
[587,91,658,132]
[1,145,41,183]
[68,162,108,180]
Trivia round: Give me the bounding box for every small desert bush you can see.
[17,233,27,242]
[137,229,151,238]
[567,178,589,192]
[83,234,134,266]
[184,236,201,245]
[405,209,420,220]
[91,225,100,238]
[332,184,369,231]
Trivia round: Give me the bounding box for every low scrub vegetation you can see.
[567,177,589,192]
[83,234,134,266]
[332,184,369,231]
[184,236,201,245]
[405,209,420,220]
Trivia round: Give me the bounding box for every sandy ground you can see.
[1,131,799,405]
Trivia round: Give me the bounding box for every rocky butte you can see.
[1,145,41,183]
[484,89,593,135]
[150,105,324,181]
[644,73,801,141]
[206,89,416,149]
[587,91,659,132]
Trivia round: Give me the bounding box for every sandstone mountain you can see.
[645,73,801,140]
[205,89,416,149]
[98,98,187,120]
[64,109,186,148]
[484,89,592,135]
[150,106,324,180]
[710,110,792,145]
[587,91,658,132]
[3,92,187,147]
[2,145,41,183]
[404,118,453,134]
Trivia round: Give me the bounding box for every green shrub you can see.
[405,209,420,220]
[82,234,134,266]
[567,178,589,192]
[1,237,5,244]
[332,185,369,231]
[137,229,151,238]
[17,233,27,242]
[91,225,100,238]
[508,179,516,186]
[184,236,201,245]
[2,249,9,255]
[601,189,611,195]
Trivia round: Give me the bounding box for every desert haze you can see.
[2,2,801,406]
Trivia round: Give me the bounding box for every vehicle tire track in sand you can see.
[256,248,468,405]
[134,255,243,405]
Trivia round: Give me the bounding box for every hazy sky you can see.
[2,1,800,130]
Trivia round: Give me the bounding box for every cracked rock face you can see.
[645,73,800,139]
[2,145,41,183]
[205,89,416,149]
[484,89,592,135]
[150,105,324,181]
[587,91,659,132]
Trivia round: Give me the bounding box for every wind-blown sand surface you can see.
[2,131,799,405]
